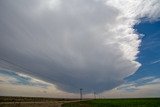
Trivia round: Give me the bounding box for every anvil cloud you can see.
[0,0,160,93]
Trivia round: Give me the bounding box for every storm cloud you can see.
[0,0,160,93]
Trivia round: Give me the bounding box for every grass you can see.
[62,98,160,107]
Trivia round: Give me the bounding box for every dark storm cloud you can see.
[0,0,144,93]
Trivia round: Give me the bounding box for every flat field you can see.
[62,98,160,107]
[0,96,80,107]
[1,97,160,107]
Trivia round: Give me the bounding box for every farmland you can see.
[0,96,80,107]
[1,96,160,107]
[62,98,160,107]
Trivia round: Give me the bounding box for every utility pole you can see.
[94,92,96,99]
[80,88,83,100]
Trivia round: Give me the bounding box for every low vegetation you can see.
[1,96,160,107]
[62,98,160,107]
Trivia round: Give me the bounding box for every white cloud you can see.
[106,0,160,21]
[1,70,160,98]
[151,59,160,64]
[0,68,51,88]
[0,0,160,94]
[102,76,160,98]
[0,69,79,98]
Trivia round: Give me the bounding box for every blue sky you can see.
[0,0,160,98]
[127,21,160,81]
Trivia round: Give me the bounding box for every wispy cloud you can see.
[0,69,50,88]
[0,69,79,98]
[116,76,160,92]
[101,76,160,98]
[151,59,160,64]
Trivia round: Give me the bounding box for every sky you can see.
[0,0,160,98]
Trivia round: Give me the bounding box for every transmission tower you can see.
[80,88,83,100]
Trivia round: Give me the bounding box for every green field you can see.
[62,98,160,107]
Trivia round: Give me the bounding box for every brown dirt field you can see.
[0,96,86,107]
